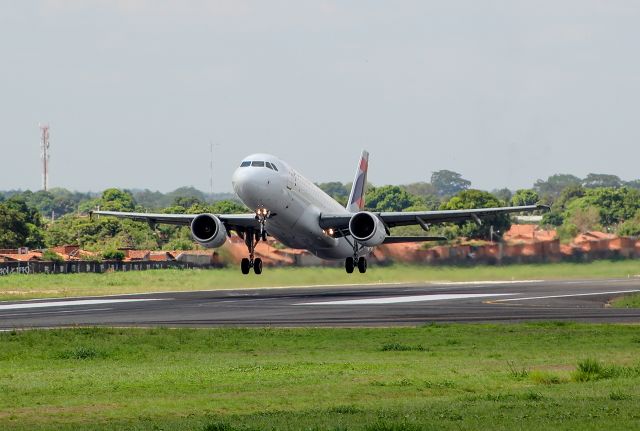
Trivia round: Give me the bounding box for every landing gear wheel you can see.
[253,258,263,275]
[345,257,354,274]
[241,258,251,275]
[357,257,367,274]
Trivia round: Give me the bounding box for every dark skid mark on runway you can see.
[1,278,640,328]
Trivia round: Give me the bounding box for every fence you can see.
[0,260,219,276]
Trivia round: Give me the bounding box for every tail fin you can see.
[346,150,369,212]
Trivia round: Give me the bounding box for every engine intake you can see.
[190,214,228,248]
[348,211,387,247]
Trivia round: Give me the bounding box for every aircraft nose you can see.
[231,167,248,196]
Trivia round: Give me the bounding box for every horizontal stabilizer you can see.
[382,236,447,244]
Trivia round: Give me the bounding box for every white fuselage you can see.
[231,153,370,260]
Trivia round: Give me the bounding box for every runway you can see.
[2,278,640,329]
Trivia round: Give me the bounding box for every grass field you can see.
[1,324,640,430]
[1,260,640,300]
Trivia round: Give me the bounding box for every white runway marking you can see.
[0,308,113,317]
[297,293,517,306]
[434,280,542,285]
[0,299,165,311]
[492,289,640,302]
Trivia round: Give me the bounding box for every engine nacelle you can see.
[190,214,228,248]
[348,211,387,247]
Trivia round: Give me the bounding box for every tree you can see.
[511,189,539,207]
[625,180,640,190]
[563,187,640,227]
[568,206,601,233]
[45,215,159,250]
[0,203,30,248]
[582,173,623,189]
[210,200,249,214]
[0,197,44,248]
[533,174,582,198]
[165,187,207,205]
[440,190,511,239]
[317,182,349,200]
[365,186,421,212]
[430,170,471,197]
[173,196,203,209]
[100,189,136,212]
[492,188,512,204]
[552,185,585,211]
[617,211,640,237]
[402,182,438,198]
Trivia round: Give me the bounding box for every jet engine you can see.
[348,211,387,246]
[190,214,228,248]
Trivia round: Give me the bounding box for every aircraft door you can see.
[287,170,296,190]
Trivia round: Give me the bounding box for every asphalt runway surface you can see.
[2,278,640,329]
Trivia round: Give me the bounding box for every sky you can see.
[1,0,639,193]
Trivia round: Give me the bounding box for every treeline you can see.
[0,187,238,219]
[0,188,247,252]
[2,170,640,252]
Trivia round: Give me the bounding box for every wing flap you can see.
[382,236,447,244]
[91,210,260,230]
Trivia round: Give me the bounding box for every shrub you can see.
[102,249,125,261]
[507,361,529,379]
[380,343,426,352]
[41,249,64,263]
[529,370,566,385]
[609,390,631,401]
[617,211,640,237]
[572,358,640,382]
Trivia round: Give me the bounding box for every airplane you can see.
[92,151,547,274]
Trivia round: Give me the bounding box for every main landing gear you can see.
[240,208,269,275]
[240,230,263,275]
[345,239,368,274]
[345,256,367,274]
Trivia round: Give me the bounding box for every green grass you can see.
[1,260,640,300]
[611,292,640,309]
[1,324,640,430]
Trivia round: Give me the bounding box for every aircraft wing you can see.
[319,204,549,231]
[90,210,260,230]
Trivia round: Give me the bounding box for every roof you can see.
[124,250,151,260]
[574,231,616,243]
[0,252,42,262]
[504,224,557,242]
[149,252,175,262]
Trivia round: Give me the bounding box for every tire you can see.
[253,258,263,275]
[241,258,251,275]
[345,257,354,274]
[357,257,367,273]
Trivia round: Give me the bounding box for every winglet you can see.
[347,150,369,212]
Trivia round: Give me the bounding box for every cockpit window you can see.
[251,161,265,167]
[265,162,274,170]
[271,163,279,171]
[240,161,251,167]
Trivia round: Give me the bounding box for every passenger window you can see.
[240,161,251,167]
[251,161,265,167]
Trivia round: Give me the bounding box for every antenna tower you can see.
[40,124,50,191]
